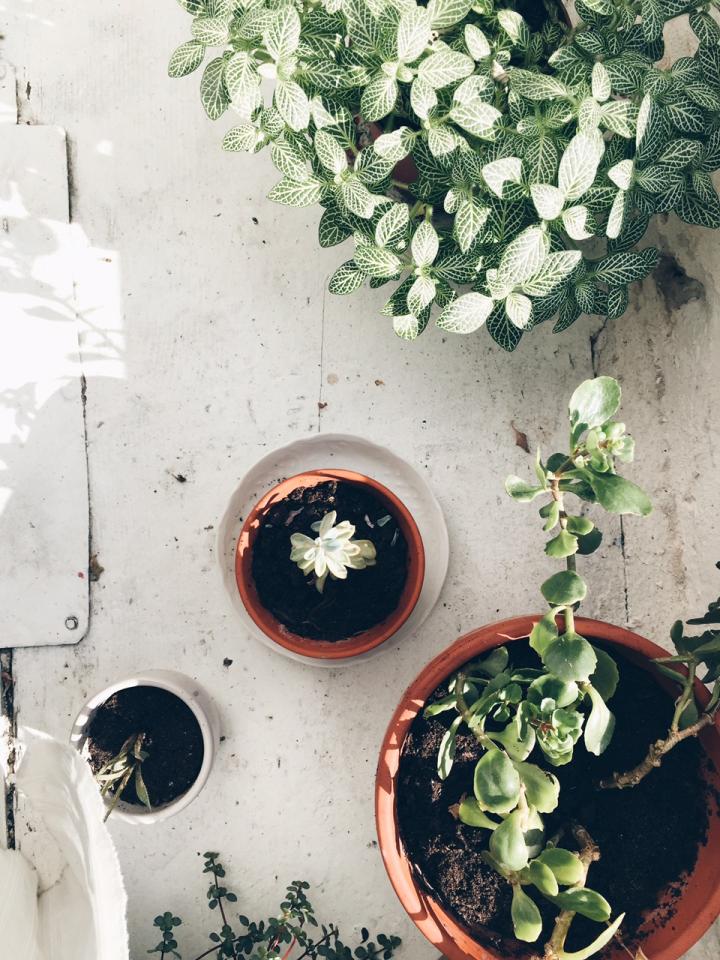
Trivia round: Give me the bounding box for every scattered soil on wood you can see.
[251,480,409,642]
[86,685,204,808]
[397,640,711,957]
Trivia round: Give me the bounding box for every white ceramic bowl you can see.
[70,669,220,825]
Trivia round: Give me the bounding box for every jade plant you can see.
[94,732,151,821]
[169,0,720,349]
[289,509,377,592]
[147,851,401,959]
[426,376,653,958]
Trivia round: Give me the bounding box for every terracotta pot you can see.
[71,670,220,825]
[235,468,425,660]
[376,615,720,960]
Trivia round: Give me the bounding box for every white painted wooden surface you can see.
[2,4,719,959]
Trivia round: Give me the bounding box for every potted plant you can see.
[71,670,220,823]
[146,851,401,959]
[376,376,720,960]
[168,0,720,350]
[235,468,425,659]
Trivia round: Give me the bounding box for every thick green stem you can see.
[541,825,599,960]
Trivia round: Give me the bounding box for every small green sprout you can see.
[289,510,376,593]
[147,852,401,960]
[94,732,151,822]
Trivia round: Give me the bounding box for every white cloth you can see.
[0,727,129,960]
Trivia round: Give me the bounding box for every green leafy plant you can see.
[602,568,720,788]
[425,376,652,957]
[169,0,720,350]
[94,732,151,821]
[289,509,377,592]
[147,852,401,959]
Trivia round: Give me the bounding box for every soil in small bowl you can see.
[251,479,409,642]
[397,639,712,957]
[85,685,204,808]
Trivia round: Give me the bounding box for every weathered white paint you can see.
[2,3,719,958]
[0,121,89,647]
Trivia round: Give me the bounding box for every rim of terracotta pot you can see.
[235,468,426,660]
[71,669,220,825]
[376,615,720,960]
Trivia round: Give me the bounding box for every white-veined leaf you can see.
[608,159,633,191]
[591,62,611,102]
[396,7,432,62]
[436,292,494,333]
[225,51,260,100]
[450,100,501,139]
[329,261,365,295]
[408,275,437,315]
[393,312,429,340]
[465,23,491,60]
[558,131,605,202]
[428,0,472,30]
[418,49,474,89]
[191,16,230,46]
[314,129,347,174]
[223,124,263,152]
[497,9,529,47]
[168,40,206,78]
[200,57,230,120]
[601,100,636,138]
[521,250,581,296]
[562,205,593,240]
[339,177,381,218]
[374,126,414,163]
[376,203,409,247]
[495,225,549,291]
[411,220,439,267]
[267,176,323,207]
[264,5,301,61]
[531,183,565,220]
[354,242,402,277]
[606,189,626,239]
[510,68,568,100]
[275,79,310,131]
[482,156,523,198]
[410,76,437,119]
[505,292,532,329]
[454,196,488,252]
[361,73,398,121]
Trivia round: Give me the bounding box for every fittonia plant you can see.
[290,509,376,591]
[426,377,652,958]
[170,0,720,349]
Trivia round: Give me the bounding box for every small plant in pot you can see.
[72,670,219,823]
[235,468,425,660]
[170,0,720,350]
[146,850,401,958]
[377,376,720,960]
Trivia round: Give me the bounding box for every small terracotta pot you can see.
[376,615,720,960]
[235,468,425,660]
[71,670,220,825]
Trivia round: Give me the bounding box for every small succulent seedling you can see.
[94,732,151,822]
[603,569,720,789]
[170,0,720,350]
[147,852,401,959]
[289,509,376,592]
[427,377,651,958]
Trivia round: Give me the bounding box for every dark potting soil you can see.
[86,685,204,808]
[397,640,712,957]
[251,480,409,642]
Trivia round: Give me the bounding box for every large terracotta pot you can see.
[376,615,720,960]
[235,468,425,660]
